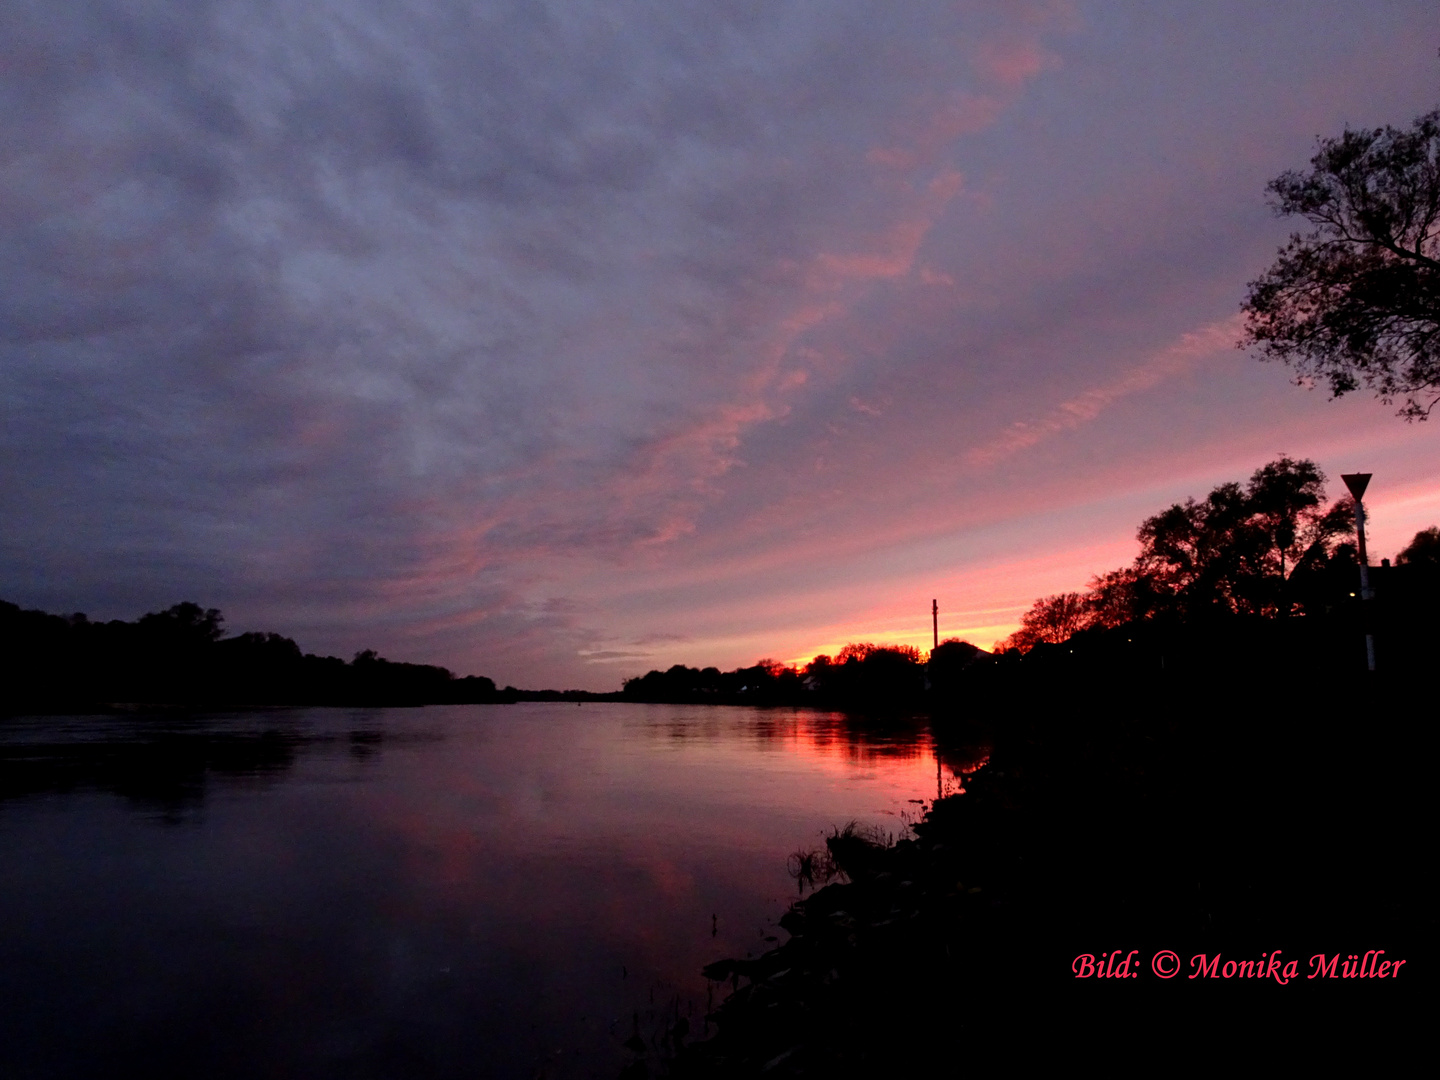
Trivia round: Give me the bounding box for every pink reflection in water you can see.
[0,703,988,1078]
[327,704,984,1065]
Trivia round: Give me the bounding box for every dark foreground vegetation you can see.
[648,665,1429,1075]
[0,600,501,711]
[621,459,1437,1072]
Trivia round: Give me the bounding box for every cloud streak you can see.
[963,316,1243,466]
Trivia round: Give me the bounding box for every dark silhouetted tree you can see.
[1247,456,1324,577]
[1396,525,1440,567]
[1241,108,1440,419]
[1131,458,1351,618]
[1084,568,1152,629]
[621,658,806,703]
[1135,481,1266,615]
[0,599,496,708]
[1001,457,1356,650]
[137,602,225,644]
[1006,593,1092,652]
[926,638,985,699]
[806,644,925,705]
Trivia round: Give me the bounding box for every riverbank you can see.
[655,675,1428,1074]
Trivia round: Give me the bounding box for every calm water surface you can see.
[0,703,980,1078]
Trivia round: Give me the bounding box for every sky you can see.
[2,0,1437,689]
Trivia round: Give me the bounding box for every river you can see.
[0,703,982,1078]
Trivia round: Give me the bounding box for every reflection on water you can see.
[0,704,983,1078]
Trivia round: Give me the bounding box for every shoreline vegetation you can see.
[0,598,497,712]
[632,457,1436,1072]
[3,456,1434,1067]
[651,671,1428,1075]
[5,461,1437,717]
[0,598,633,713]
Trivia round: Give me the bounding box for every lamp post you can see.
[932,599,938,651]
[1340,473,1375,673]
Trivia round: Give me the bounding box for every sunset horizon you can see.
[3,2,1435,689]
[2,5,1431,1069]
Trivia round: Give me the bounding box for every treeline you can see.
[621,639,987,708]
[624,458,1440,708]
[1002,457,1438,652]
[0,600,499,712]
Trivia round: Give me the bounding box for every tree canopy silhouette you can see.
[1396,525,1440,567]
[1,600,497,710]
[1240,107,1440,419]
[622,642,935,707]
[1003,456,1355,651]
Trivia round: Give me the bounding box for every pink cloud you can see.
[964,316,1244,466]
[973,38,1058,88]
